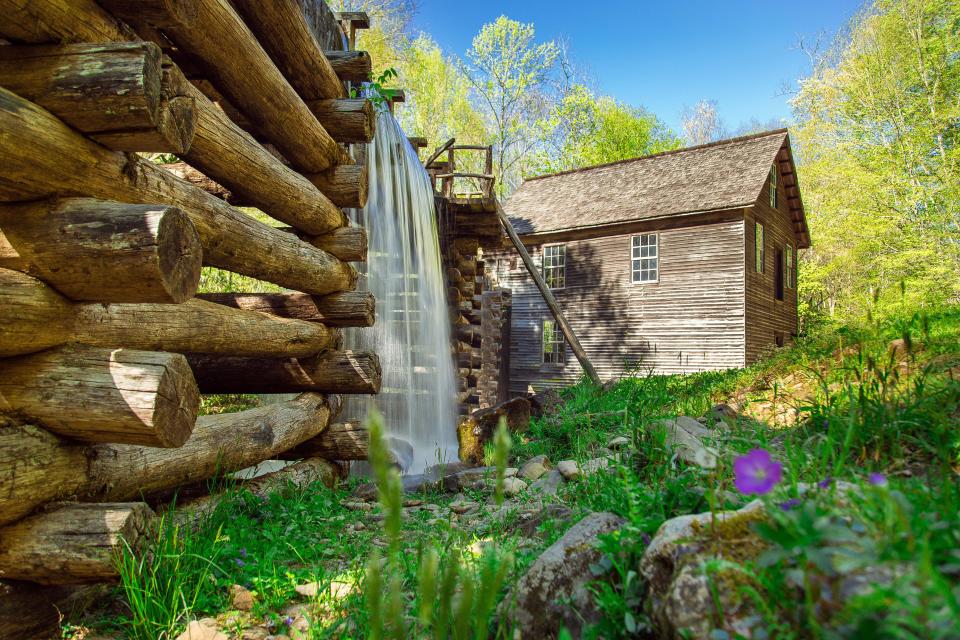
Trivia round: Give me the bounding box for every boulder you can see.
[528,469,563,497]
[228,584,254,611]
[508,504,574,538]
[442,466,496,493]
[607,435,631,450]
[518,454,551,481]
[556,460,580,481]
[651,418,719,469]
[503,512,625,638]
[457,398,532,464]
[502,476,528,497]
[706,404,738,427]
[175,619,228,640]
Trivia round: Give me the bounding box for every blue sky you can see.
[410,0,863,134]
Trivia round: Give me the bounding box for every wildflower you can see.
[733,449,783,495]
[868,472,888,487]
[284,616,294,627]
[817,476,833,489]
[235,558,245,567]
[239,547,248,558]
[779,498,802,511]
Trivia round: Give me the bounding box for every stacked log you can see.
[443,237,484,413]
[0,0,383,614]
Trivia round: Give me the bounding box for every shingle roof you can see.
[505,129,809,246]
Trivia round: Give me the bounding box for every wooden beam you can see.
[303,164,369,209]
[0,0,134,43]
[196,291,375,327]
[100,0,341,173]
[0,198,202,304]
[0,503,154,585]
[334,11,370,50]
[282,421,368,460]
[0,42,196,154]
[295,225,367,262]
[0,345,199,447]
[186,350,381,394]
[0,86,355,295]
[305,98,375,143]
[494,199,601,385]
[325,50,371,83]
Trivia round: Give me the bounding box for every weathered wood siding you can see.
[744,162,800,363]
[492,218,747,394]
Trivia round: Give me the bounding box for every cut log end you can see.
[156,205,203,303]
[154,351,202,448]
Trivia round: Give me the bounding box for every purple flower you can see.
[284,616,294,626]
[733,449,783,495]
[235,558,245,567]
[239,547,248,558]
[868,472,888,487]
[817,476,833,489]
[779,498,802,511]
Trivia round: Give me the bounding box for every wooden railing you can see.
[428,143,495,198]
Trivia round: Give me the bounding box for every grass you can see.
[69,304,960,639]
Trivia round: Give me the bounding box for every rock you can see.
[556,460,580,481]
[442,466,496,492]
[457,398,532,464]
[651,418,719,469]
[606,435,631,450]
[228,584,254,611]
[707,403,738,427]
[528,469,563,496]
[504,467,518,478]
[288,615,310,640]
[176,619,228,640]
[674,415,714,438]
[241,628,270,640]
[402,499,423,507]
[509,504,574,538]
[341,501,373,511]
[450,499,480,515]
[503,512,625,638]
[502,476,527,497]
[580,457,610,476]
[527,387,563,418]
[518,454,551,481]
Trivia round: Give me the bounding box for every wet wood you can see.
[325,50,371,83]
[0,198,201,304]
[0,42,195,154]
[0,345,199,447]
[186,350,381,394]
[0,502,154,584]
[0,86,355,295]
[196,291,375,327]
[100,0,341,173]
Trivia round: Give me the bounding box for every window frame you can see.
[769,165,778,209]
[754,222,765,274]
[541,317,565,365]
[630,233,660,284]
[785,245,794,289]
[541,243,566,290]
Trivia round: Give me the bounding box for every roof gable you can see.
[505,129,809,247]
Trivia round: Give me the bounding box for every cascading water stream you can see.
[343,105,458,473]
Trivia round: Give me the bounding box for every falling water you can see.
[343,106,458,473]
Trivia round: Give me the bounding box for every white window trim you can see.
[755,223,765,274]
[629,233,660,285]
[769,165,778,209]
[541,242,566,291]
[541,317,565,365]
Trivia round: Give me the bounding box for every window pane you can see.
[631,234,658,283]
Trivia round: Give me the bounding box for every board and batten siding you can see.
[744,163,800,364]
[492,219,747,395]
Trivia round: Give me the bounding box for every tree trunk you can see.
[282,421,368,460]
[231,0,346,100]
[0,86,355,295]
[100,0,340,173]
[196,291,375,327]
[0,345,199,447]
[0,42,196,154]
[295,225,367,262]
[0,198,201,304]
[303,164,369,209]
[325,50,372,84]
[0,270,339,357]
[186,350,381,394]
[0,502,154,585]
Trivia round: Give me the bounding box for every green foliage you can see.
[793,0,960,320]
[492,417,512,506]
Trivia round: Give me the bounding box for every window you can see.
[769,165,778,208]
[785,245,794,289]
[631,234,658,283]
[775,248,784,301]
[542,244,565,289]
[755,223,765,273]
[542,318,565,364]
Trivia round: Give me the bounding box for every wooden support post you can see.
[334,12,371,50]
[0,86,354,295]
[0,269,339,358]
[0,0,134,45]
[0,198,202,304]
[196,291,375,327]
[303,164,369,209]
[100,0,341,173]
[325,50,372,83]
[0,345,199,447]
[0,503,154,585]
[295,225,367,262]
[282,421,368,460]
[494,199,601,385]
[186,350,381,394]
[0,42,195,154]
[305,98,375,143]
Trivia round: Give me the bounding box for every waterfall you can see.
[344,106,458,474]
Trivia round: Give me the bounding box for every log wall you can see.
[0,0,380,615]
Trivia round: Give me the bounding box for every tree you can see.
[532,85,681,173]
[792,0,960,319]
[680,99,728,145]
[463,16,559,195]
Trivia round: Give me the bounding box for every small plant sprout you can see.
[493,417,512,507]
[733,449,783,495]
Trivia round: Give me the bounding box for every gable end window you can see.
[542,318,565,364]
[769,165,778,208]
[631,233,658,283]
[755,223,765,273]
[542,244,565,289]
[785,246,794,289]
